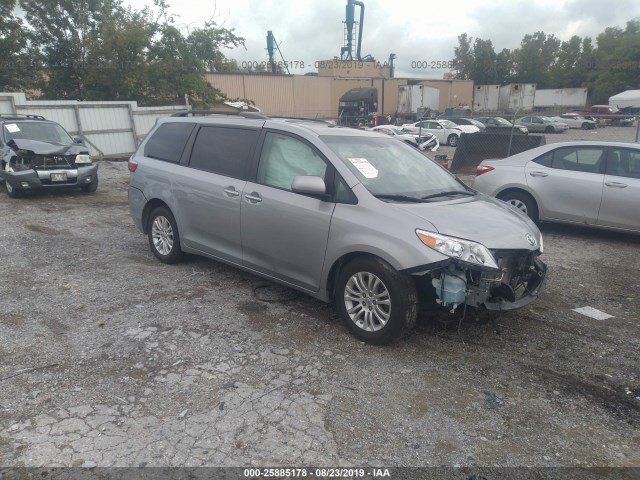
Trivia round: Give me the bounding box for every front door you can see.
[241,132,335,292]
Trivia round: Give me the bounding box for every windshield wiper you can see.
[421,190,476,200]
[374,194,426,203]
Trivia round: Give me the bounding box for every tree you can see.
[511,31,561,88]
[452,33,473,80]
[470,39,498,84]
[0,0,41,91]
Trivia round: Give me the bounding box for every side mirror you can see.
[73,137,84,144]
[291,175,326,195]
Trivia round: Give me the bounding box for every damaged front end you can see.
[413,229,547,314]
[2,139,98,193]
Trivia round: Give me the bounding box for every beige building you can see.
[205,72,473,119]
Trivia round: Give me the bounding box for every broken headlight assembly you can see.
[416,229,499,269]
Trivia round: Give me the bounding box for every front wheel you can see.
[5,181,21,198]
[447,134,459,146]
[147,206,183,264]
[335,257,417,345]
[544,126,554,133]
[499,191,539,222]
[581,122,591,130]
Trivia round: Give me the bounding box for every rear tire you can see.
[544,126,554,133]
[335,257,417,345]
[447,134,459,146]
[147,206,183,264]
[499,191,539,222]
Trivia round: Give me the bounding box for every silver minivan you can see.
[128,111,546,344]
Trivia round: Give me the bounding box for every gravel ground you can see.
[0,128,639,468]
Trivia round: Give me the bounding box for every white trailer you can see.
[498,84,536,112]
[473,85,500,111]
[534,88,588,109]
[397,85,440,118]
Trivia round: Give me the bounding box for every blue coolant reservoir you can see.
[432,273,466,307]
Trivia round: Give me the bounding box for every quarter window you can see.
[606,148,640,179]
[551,147,605,174]
[257,133,328,192]
[189,126,258,179]
[144,123,195,163]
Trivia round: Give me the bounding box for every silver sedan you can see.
[516,115,569,133]
[473,141,640,234]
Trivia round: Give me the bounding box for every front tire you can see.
[447,134,459,146]
[5,181,21,198]
[148,206,183,264]
[499,191,539,222]
[544,126,554,133]
[335,257,417,345]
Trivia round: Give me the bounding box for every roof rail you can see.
[268,116,331,124]
[170,110,268,119]
[0,114,47,120]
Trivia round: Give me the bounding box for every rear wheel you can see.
[148,206,183,264]
[499,191,539,222]
[544,126,554,133]
[447,134,459,146]
[335,257,417,345]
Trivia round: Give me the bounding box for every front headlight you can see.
[416,229,499,269]
[75,154,92,164]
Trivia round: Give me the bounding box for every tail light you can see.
[476,165,494,176]
[128,157,138,173]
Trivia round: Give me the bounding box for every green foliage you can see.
[12,0,246,105]
[452,18,640,102]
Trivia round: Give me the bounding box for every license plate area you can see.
[50,173,67,182]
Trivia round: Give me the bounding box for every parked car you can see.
[516,116,569,133]
[476,116,529,134]
[369,125,439,151]
[473,141,640,234]
[128,111,547,345]
[0,114,97,198]
[550,114,597,130]
[401,119,473,146]
[440,117,486,132]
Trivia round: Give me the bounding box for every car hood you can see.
[393,194,541,250]
[8,138,88,156]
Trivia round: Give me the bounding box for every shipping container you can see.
[397,85,440,115]
[498,84,536,112]
[473,85,501,111]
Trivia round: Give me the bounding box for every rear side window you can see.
[189,126,258,179]
[144,123,195,163]
[551,147,605,174]
[606,148,640,179]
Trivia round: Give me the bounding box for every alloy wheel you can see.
[344,272,391,332]
[151,215,174,256]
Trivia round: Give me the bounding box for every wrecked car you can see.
[0,115,98,198]
[129,112,547,345]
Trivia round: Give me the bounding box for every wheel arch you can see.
[325,251,396,302]
[142,198,172,234]
[495,187,541,219]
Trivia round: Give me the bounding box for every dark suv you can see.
[0,114,98,197]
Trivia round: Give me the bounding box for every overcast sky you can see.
[127,0,640,78]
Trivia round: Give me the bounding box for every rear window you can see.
[144,123,195,163]
[189,126,258,179]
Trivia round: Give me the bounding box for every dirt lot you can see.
[0,129,639,469]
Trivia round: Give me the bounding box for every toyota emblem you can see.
[526,233,536,247]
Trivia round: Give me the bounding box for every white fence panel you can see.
[0,92,187,158]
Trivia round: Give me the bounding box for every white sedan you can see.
[401,119,477,146]
[551,114,597,130]
[369,125,439,151]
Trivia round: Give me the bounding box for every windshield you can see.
[439,120,457,129]
[2,122,74,144]
[322,135,466,198]
[494,117,511,126]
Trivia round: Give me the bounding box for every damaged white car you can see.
[0,115,98,198]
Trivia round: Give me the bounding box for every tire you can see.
[544,126,554,133]
[147,206,183,264]
[581,122,591,130]
[499,191,539,222]
[447,134,459,146]
[5,181,21,198]
[335,257,417,345]
[612,119,620,127]
[81,174,98,193]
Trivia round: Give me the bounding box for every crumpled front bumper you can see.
[484,257,548,311]
[3,164,98,191]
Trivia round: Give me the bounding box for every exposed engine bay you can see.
[427,250,547,313]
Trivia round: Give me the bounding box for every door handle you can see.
[605,181,628,188]
[244,192,262,203]
[223,187,240,198]
[529,171,548,177]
